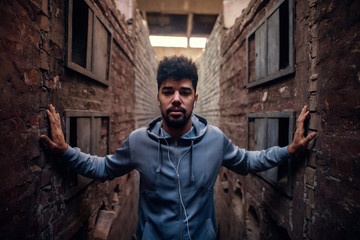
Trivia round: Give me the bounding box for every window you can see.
[248,112,295,196]
[246,0,293,88]
[67,0,112,86]
[63,110,110,199]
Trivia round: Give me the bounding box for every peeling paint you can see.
[261,91,268,102]
[53,76,61,89]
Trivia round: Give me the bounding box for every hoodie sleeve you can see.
[62,137,134,182]
[221,133,291,175]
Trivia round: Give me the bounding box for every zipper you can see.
[175,139,182,240]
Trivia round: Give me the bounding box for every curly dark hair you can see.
[157,55,198,92]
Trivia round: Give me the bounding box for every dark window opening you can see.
[277,117,290,186]
[279,0,289,69]
[248,34,256,83]
[67,0,112,86]
[71,0,88,68]
[246,0,293,88]
[248,112,295,197]
[69,117,77,147]
[64,111,110,200]
[278,117,289,147]
[68,117,79,187]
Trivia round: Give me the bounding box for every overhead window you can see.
[246,0,293,88]
[67,0,112,86]
[63,110,110,199]
[248,111,295,197]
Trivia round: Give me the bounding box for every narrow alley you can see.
[0,0,359,239]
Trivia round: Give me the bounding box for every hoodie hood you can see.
[146,114,208,181]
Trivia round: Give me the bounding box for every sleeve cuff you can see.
[281,145,292,160]
[61,144,77,159]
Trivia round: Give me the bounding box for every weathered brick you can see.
[305,204,312,220]
[40,15,50,32]
[40,51,49,71]
[309,113,320,130]
[309,79,317,93]
[93,210,115,240]
[307,188,315,203]
[307,151,317,168]
[41,0,48,15]
[309,94,317,111]
[24,69,41,86]
[305,167,316,188]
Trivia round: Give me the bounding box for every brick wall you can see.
[195,16,221,126]
[133,10,159,128]
[309,0,360,238]
[0,0,157,239]
[198,0,360,239]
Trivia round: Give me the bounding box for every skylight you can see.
[149,36,207,48]
[149,36,187,48]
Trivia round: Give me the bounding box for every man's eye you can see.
[181,91,191,96]
[163,91,173,95]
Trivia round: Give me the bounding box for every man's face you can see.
[158,78,198,129]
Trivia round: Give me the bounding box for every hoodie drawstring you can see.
[156,139,161,173]
[157,132,195,182]
[190,139,194,181]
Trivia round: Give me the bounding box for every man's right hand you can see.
[40,104,68,155]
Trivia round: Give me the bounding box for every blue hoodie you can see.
[62,114,291,240]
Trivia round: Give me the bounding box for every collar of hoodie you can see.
[146,114,208,181]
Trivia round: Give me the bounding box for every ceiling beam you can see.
[137,0,223,14]
[187,13,193,40]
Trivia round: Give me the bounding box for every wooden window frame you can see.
[67,0,113,86]
[246,0,294,88]
[247,111,295,197]
[63,110,110,200]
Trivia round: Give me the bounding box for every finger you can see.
[298,107,309,122]
[46,109,58,130]
[40,135,55,148]
[50,104,57,118]
[56,113,61,128]
[46,108,56,122]
[301,105,307,116]
[305,132,317,142]
[302,105,307,113]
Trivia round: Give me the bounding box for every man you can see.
[41,56,316,240]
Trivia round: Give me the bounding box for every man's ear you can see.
[157,94,160,106]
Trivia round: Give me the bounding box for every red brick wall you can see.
[198,0,360,239]
[134,9,159,128]
[311,0,360,238]
[0,0,156,239]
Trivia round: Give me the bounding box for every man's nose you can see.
[172,92,181,105]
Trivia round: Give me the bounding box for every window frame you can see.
[67,0,113,86]
[63,110,110,200]
[246,0,294,88]
[247,111,295,197]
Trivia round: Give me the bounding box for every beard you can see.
[162,106,192,129]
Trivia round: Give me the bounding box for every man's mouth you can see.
[166,107,186,118]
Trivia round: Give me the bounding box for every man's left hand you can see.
[287,106,317,155]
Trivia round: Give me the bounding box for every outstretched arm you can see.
[40,104,68,155]
[287,106,317,155]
